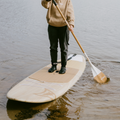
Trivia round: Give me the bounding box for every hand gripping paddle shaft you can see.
[52,0,107,83]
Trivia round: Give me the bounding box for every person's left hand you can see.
[69,25,74,32]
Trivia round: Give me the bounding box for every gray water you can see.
[0,0,120,120]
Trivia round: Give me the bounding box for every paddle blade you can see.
[91,64,107,83]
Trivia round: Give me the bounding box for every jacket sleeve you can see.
[41,0,51,9]
[67,0,75,27]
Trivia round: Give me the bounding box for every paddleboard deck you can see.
[7,54,86,103]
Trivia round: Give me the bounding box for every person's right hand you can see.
[69,25,74,32]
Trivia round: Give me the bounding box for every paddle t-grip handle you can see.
[52,0,57,6]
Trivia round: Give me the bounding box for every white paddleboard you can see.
[7,54,86,103]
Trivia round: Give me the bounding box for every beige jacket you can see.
[41,0,75,27]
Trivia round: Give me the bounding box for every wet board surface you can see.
[7,54,86,103]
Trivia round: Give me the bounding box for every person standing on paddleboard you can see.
[41,0,75,74]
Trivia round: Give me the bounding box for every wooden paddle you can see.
[52,0,107,83]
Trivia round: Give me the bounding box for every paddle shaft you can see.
[54,5,84,53]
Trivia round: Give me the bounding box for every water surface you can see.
[0,0,120,120]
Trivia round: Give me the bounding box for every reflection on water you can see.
[7,100,53,120]
[0,0,120,119]
[7,98,71,120]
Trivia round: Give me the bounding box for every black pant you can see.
[48,25,69,67]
